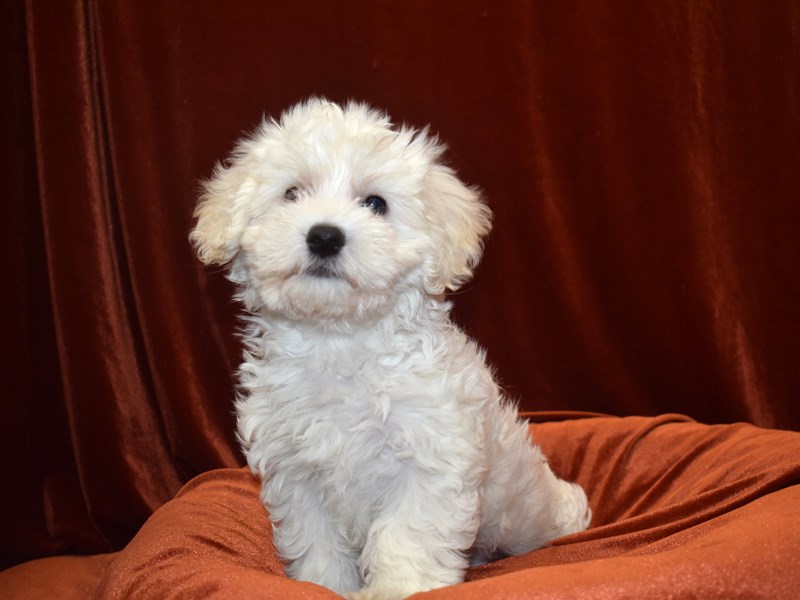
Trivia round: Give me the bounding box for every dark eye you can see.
[284,186,299,201]
[361,195,387,215]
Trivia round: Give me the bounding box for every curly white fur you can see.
[191,98,591,600]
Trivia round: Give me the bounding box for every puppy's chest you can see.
[296,348,437,436]
[255,341,460,455]
[241,328,492,469]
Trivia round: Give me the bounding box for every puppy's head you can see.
[191,98,492,321]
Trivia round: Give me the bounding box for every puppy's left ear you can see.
[423,164,493,293]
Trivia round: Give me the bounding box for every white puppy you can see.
[191,98,590,600]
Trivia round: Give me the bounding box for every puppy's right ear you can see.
[190,160,258,265]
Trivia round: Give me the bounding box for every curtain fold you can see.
[3,0,798,568]
[23,0,185,556]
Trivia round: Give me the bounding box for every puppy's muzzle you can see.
[307,224,346,259]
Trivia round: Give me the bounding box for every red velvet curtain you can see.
[3,0,798,569]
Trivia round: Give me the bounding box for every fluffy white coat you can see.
[191,98,591,600]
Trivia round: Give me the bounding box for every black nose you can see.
[306,224,346,258]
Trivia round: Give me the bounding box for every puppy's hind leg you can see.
[473,409,591,563]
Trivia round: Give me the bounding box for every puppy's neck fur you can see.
[240,288,453,362]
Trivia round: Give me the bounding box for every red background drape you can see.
[2,0,798,570]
